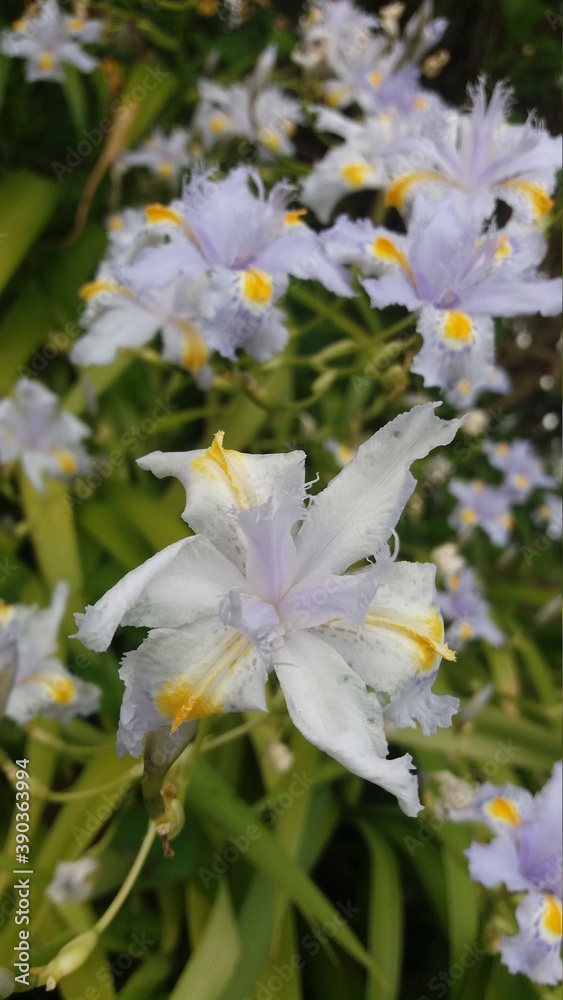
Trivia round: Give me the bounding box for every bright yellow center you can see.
[108,214,124,231]
[52,449,78,475]
[209,114,230,134]
[38,51,55,72]
[500,513,514,529]
[145,204,184,227]
[542,895,563,938]
[324,87,346,108]
[443,311,473,344]
[241,268,273,306]
[460,508,477,524]
[486,796,522,826]
[514,473,529,490]
[43,676,76,705]
[340,162,372,187]
[414,97,428,109]
[285,208,307,226]
[457,379,471,396]
[66,18,85,31]
[459,622,474,642]
[257,128,281,152]
[157,161,174,180]
[369,71,383,86]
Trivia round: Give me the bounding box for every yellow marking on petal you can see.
[514,473,529,490]
[473,480,485,492]
[498,180,553,218]
[156,632,251,730]
[385,170,451,209]
[209,114,230,134]
[145,204,184,227]
[496,443,510,458]
[38,51,55,72]
[443,311,473,345]
[372,236,413,280]
[324,87,346,108]
[257,127,282,152]
[369,71,382,86]
[25,673,77,705]
[340,162,373,188]
[178,322,208,372]
[542,895,562,938]
[486,795,522,827]
[336,444,353,464]
[241,268,273,306]
[364,608,455,671]
[493,234,512,261]
[285,208,307,226]
[414,97,428,109]
[157,161,174,180]
[67,18,85,31]
[283,118,297,137]
[460,508,477,525]
[157,679,222,730]
[12,18,27,30]
[191,431,256,508]
[108,214,124,231]
[459,622,473,642]
[449,574,460,594]
[0,601,15,627]
[500,513,514,529]
[52,449,78,475]
[79,277,123,301]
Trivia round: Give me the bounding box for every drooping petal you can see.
[293,404,462,581]
[273,629,422,815]
[466,834,532,893]
[117,619,268,757]
[137,432,306,570]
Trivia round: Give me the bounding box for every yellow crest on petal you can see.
[485,796,522,827]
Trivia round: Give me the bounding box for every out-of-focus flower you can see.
[438,568,503,648]
[452,764,562,986]
[117,129,192,184]
[1,0,100,82]
[46,858,99,905]
[0,629,17,719]
[293,0,378,73]
[430,541,465,579]
[195,46,303,159]
[448,479,515,547]
[75,404,462,816]
[1,583,100,725]
[445,365,511,410]
[116,166,352,363]
[535,494,562,540]
[0,379,92,492]
[385,79,562,223]
[360,195,561,401]
[302,109,419,222]
[484,440,557,503]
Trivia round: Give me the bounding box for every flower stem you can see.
[94,821,156,936]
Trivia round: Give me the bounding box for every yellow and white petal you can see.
[117,618,268,757]
[496,180,554,223]
[137,432,306,569]
[385,170,452,209]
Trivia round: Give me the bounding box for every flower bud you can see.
[39,930,98,990]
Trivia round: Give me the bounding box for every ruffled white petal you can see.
[273,629,422,815]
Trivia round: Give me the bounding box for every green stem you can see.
[94,821,156,936]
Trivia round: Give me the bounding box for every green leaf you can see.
[0,171,59,294]
[358,824,402,1000]
[186,757,374,971]
[62,63,89,138]
[169,881,240,1000]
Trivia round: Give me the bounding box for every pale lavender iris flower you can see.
[438,568,503,648]
[484,440,557,503]
[1,0,100,82]
[448,479,515,547]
